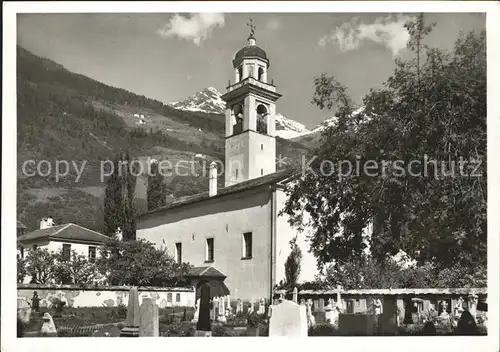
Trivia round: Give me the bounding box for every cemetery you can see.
[17,283,488,337]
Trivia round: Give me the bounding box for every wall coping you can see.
[274,287,487,296]
[18,283,195,292]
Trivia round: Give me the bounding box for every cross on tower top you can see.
[247,18,256,38]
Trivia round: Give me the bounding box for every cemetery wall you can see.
[18,283,196,308]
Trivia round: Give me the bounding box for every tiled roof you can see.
[17,223,109,244]
[140,169,294,218]
[187,266,226,278]
[17,221,27,229]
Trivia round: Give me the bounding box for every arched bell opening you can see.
[232,104,244,135]
[256,104,268,135]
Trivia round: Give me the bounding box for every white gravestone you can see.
[269,299,308,337]
[236,299,243,314]
[257,298,266,315]
[40,312,57,336]
[292,287,298,303]
[139,297,159,337]
[192,298,200,323]
[468,293,478,321]
[217,297,226,323]
[306,300,316,327]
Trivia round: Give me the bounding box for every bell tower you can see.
[221,19,282,187]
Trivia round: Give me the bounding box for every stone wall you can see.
[18,284,196,309]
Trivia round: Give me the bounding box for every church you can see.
[136,27,318,301]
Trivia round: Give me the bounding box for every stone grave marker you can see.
[192,298,200,323]
[120,287,140,337]
[196,282,212,336]
[269,299,308,337]
[40,312,57,337]
[236,298,243,314]
[139,297,159,337]
[257,298,266,315]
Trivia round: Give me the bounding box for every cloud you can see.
[157,13,225,46]
[266,18,281,31]
[318,15,414,57]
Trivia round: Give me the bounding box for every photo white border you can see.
[2,2,499,352]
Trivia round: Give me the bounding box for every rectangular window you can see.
[261,168,263,175]
[261,144,263,150]
[206,238,214,262]
[62,244,71,260]
[167,293,172,303]
[175,242,182,264]
[176,293,181,303]
[88,246,96,263]
[243,232,252,259]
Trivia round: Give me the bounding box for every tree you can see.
[147,161,166,211]
[284,236,302,289]
[53,250,99,285]
[282,24,486,278]
[104,152,138,240]
[25,248,57,284]
[17,255,27,284]
[96,237,191,286]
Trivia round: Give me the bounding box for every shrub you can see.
[308,322,338,336]
[51,298,66,317]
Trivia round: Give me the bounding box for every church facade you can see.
[136,30,318,301]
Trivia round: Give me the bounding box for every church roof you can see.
[140,169,295,217]
[233,45,269,68]
[18,223,109,245]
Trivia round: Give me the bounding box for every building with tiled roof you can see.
[17,218,109,283]
[137,27,320,302]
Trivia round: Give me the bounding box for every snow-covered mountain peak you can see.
[168,87,312,139]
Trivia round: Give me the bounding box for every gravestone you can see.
[196,283,212,336]
[192,298,200,323]
[236,299,243,314]
[257,298,266,315]
[269,299,308,337]
[306,300,316,327]
[247,299,254,314]
[292,287,298,303]
[324,298,340,327]
[217,297,226,323]
[17,299,31,325]
[120,287,140,337]
[226,295,232,316]
[139,297,159,337]
[40,312,57,337]
[379,297,398,335]
[468,293,478,321]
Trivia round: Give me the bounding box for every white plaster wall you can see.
[275,189,318,284]
[17,286,196,308]
[137,189,273,301]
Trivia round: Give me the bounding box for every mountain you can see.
[16,47,310,232]
[169,88,311,139]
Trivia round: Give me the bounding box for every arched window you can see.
[256,104,268,135]
[258,67,264,81]
[233,104,244,135]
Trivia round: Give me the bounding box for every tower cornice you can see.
[222,78,282,103]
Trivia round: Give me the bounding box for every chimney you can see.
[209,161,218,197]
[39,216,55,230]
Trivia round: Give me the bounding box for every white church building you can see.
[136,30,318,301]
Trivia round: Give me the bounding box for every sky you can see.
[17,12,485,129]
